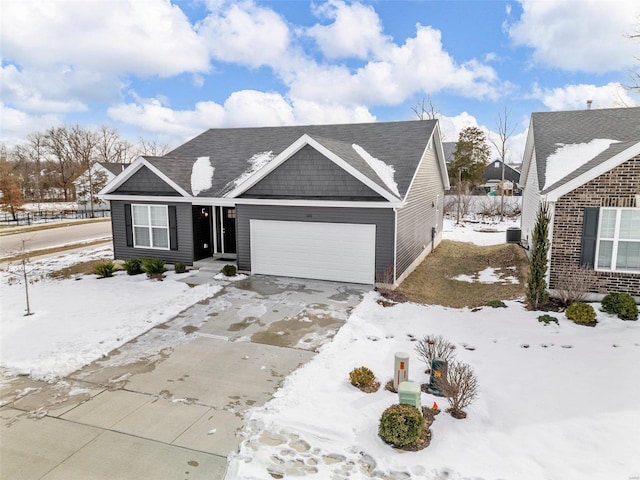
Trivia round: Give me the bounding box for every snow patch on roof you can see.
[233,151,275,187]
[191,156,214,196]
[351,143,400,197]
[544,139,618,190]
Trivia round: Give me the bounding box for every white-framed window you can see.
[595,207,640,272]
[132,204,169,249]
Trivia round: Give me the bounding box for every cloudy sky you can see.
[1,0,639,162]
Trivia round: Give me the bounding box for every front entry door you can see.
[193,206,212,260]
[223,207,237,254]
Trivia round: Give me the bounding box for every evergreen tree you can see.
[526,202,550,310]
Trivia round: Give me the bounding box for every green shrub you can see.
[537,314,559,326]
[94,260,115,278]
[142,258,166,278]
[486,300,507,308]
[349,366,377,392]
[122,258,143,276]
[565,302,596,325]
[379,404,425,448]
[174,262,187,274]
[221,264,237,276]
[601,293,638,321]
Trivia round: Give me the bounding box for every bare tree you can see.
[624,24,640,92]
[0,148,24,220]
[489,107,517,221]
[136,138,171,157]
[44,126,80,201]
[436,360,479,419]
[411,96,440,121]
[13,132,50,206]
[96,126,136,164]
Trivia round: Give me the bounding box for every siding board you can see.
[114,166,181,196]
[111,200,194,264]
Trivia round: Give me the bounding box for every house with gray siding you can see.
[519,107,640,300]
[100,120,449,285]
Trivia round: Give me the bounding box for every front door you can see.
[223,207,237,254]
[193,206,212,260]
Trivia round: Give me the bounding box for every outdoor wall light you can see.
[201,208,209,217]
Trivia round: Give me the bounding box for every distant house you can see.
[99,120,450,285]
[519,107,640,300]
[442,141,456,167]
[75,162,127,214]
[478,160,521,196]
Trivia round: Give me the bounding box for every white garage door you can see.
[250,219,376,284]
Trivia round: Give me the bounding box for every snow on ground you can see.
[0,246,220,381]
[191,156,214,196]
[453,266,519,284]
[442,217,520,246]
[352,143,400,197]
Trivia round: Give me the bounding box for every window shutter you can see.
[124,203,133,247]
[168,205,178,251]
[580,207,599,268]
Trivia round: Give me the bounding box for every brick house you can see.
[519,107,640,300]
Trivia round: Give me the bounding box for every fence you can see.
[0,209,111,226]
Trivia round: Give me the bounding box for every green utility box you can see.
[398,381,421,411]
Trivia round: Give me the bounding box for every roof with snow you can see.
[526,107,640,194]
[160,120,441,199]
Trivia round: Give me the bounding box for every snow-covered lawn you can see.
[0,246,219,381]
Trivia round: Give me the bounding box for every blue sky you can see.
[2,0,638,162]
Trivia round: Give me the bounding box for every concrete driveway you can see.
[0,274,368,480]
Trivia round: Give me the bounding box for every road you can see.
[0,221,113,258]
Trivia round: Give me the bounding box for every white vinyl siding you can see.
[132,204,169,249]
[595,207,640,272]
[250,219,376,284]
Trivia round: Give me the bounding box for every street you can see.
[0,221,112,258]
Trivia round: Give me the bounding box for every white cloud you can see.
[1,0,210,76]
[509,0,639,73]
[307,0,390,59]
[0,103,62,148]
[107,90,376,144]
[198,0,290,68]
[531,82,638,110]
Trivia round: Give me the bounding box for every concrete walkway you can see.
[1,274,368,480]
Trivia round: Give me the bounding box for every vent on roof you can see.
[586,100,592,110]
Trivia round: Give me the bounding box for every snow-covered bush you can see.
[565,302,597,325]
[601,293,638,321]
[436,360,479,419]
[378,404,424,448]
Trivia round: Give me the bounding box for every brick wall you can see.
[550,155,640,295]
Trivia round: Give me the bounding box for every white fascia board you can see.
[225,134,401,202]
[546,141,640,202]
[518,120,535,188]
[100,194,237,207]
[234,197,404,209]
[98,156,190,198]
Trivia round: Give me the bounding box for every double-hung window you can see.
[132,204,169,249]
[595,208,640,272]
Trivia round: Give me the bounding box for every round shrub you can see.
[123,258,143,275]
[174,262,187,274]
[601,293,638,321]
[379,404,424,448]
[349,366,377,392]
[566,302,596,325]
[221,264,237,276]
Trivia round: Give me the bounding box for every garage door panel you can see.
[250,220,376,284]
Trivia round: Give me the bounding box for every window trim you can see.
[132,204,170,250]
[594,207,640,273]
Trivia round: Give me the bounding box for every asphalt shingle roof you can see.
[531,107,640,193]
[162,120,438,198]
[98,162,128,176]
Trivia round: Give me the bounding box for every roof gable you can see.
[100,156,191,197]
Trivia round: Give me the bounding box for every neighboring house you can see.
[478,160,521,196]
[75,162,127,214]
[100,120,450,285]
[442,141,456,167]
[519,107,640,299]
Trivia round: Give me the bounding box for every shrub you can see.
[565,302,596,325]
[122,258,143,276]
[174,262,187,274]
[94,260,115,278]
[142,258,166,278]
[378,404,425,448]
[601,293,638,321]
[538,314,559,326]
[526,202,550,310]
[221,264,237,276]
[436,360,479,419]
[486,300,507,308]
[349,366,378,393]
[554,265,595,306]
[415,335,456,371]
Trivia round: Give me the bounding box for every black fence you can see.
[0,209,111,226]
